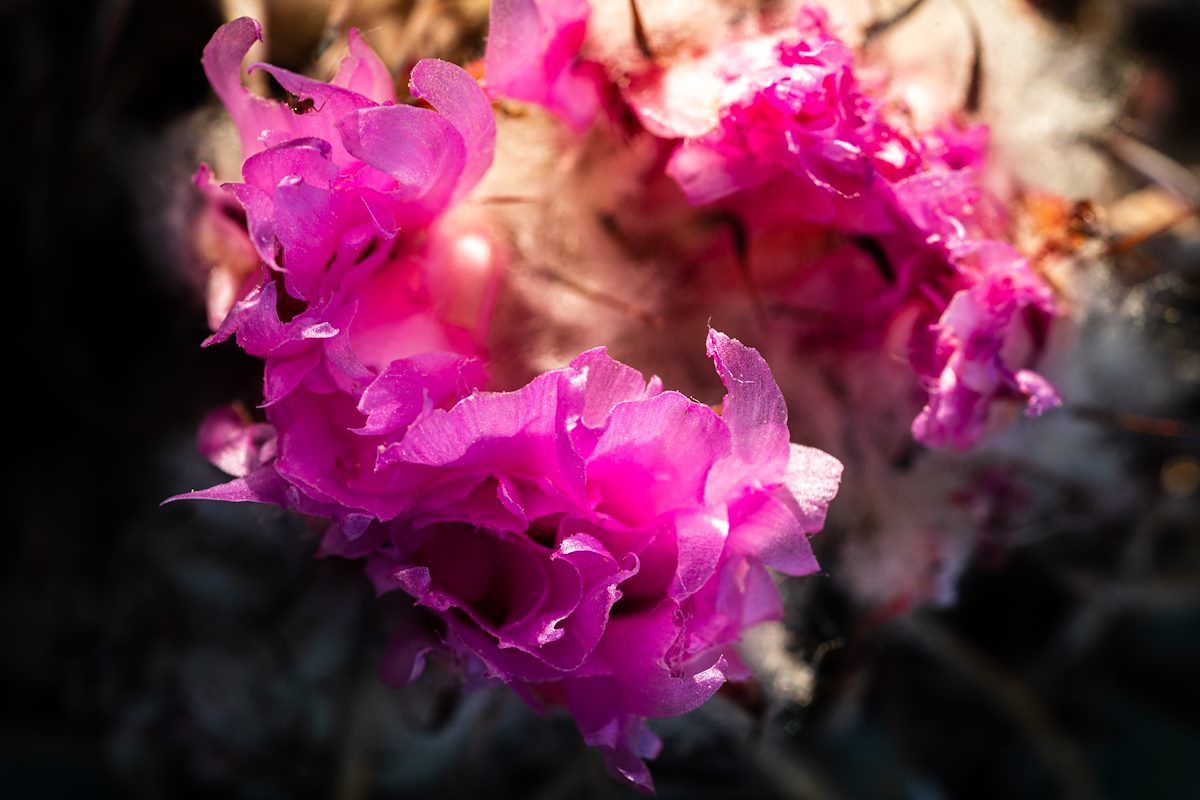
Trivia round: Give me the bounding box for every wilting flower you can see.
[315,330,842,790]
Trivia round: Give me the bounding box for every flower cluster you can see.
[624,7,939,217]
[493,2,1061,449]
[632,7,1060,449]
[177,1,1075,790]
[179,16,844,791]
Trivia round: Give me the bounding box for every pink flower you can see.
[179,327,842,790]
[624,7,960,228]
[182,19,505,513]
[202,17,498,337]
[909,243,1060,449]
[611,5,1058,449]
[485,0,604,131]
[309,330,842,791]
[895,171,1062,448]
[205,18,492,193]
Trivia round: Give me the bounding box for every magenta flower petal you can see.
[248,61,376,122]
[364,331,837,785]
[261,344,325,408]
[196,405,276,478]
[728,490,819,576]
[271,181,338,286]
[558,347,663,458]
[568,347,658,428]
[587,392,728,527]
[705,329,791,498]
[332,28,398,105]
[384,371,563,468]
[194,31,844,783]
[409,59,497,200]
[562,684,663,792]
[726,442,841,577]
[175,331,836,789]
[613,3,1060,450]
[354,353,486,436]
[667,511,728,600]
[198,20,500,391]
[783,443,844,530]
[336,104,466,211]
[486,0,546,99]
[1015,369,1063,417]
[590,603,730,720]
[167,465,290,507]
[911,242,1060,448]
[201,17,292,159]
[240,137,337,195]
[225,183,277,270]
[628,8,915,222]
[665,140,770,205]
[893,169,1006,250]
[485,0,600,131]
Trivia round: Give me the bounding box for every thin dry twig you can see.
[1096,130,1200,208]
[628,0,656,61]
[863,0,929,42]
[1071,405,1200,442]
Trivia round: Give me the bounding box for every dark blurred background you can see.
[6,0,1199,798]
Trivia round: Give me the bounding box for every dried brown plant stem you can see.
[1107,205,1198,254]
[862,0,929,43]
[1071,405,1200,441]
[628,0,656,61]
[1097,130,1200,208]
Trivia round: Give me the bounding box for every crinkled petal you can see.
[782,443,843,533]
[202,18,293,158]
[197,405,277,478]
[668,511,729,600]
[566,347,653,430]
[271,180,337,298]
[355,353,485,436]
[1015,369,1062,417]
[227,183,278,270]
[728,490,820,576]
[249,62,376,121]
[241,137,337,194]
[705,329,791,499]
[667,141,768,204]
[587,392,728,527]
[381,373,585,501]
[593,603,729,719]
[336,104,466,216]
